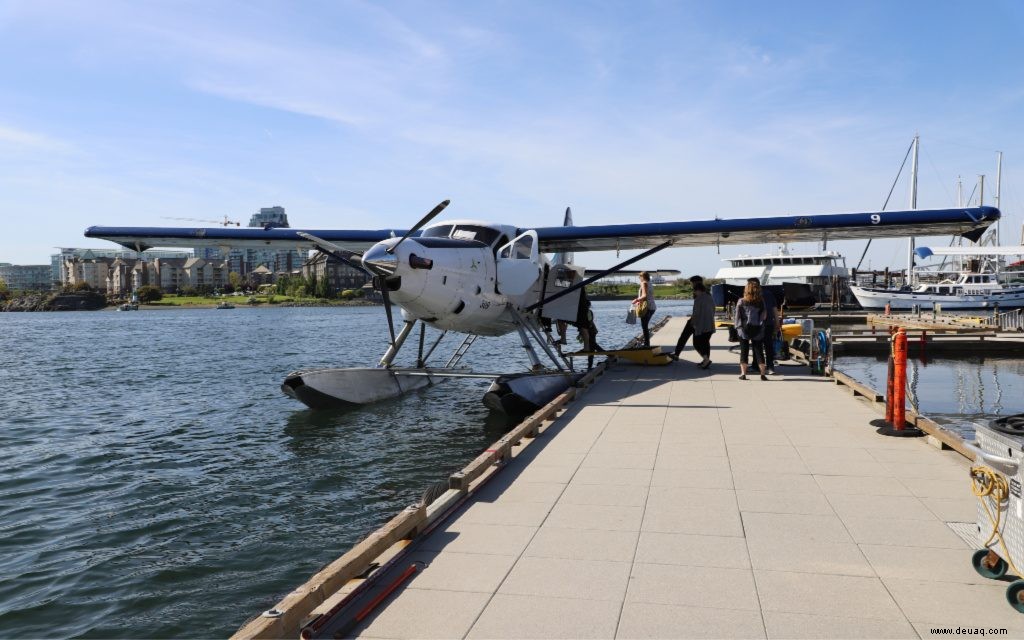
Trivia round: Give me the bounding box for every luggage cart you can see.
[965,414,1024,612]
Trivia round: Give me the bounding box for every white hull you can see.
[850,285,1024,310]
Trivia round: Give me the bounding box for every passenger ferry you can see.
[714,250,849,301]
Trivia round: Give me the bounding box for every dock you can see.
[238,317,1024,638]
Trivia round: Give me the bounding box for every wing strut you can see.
[525,240,673,312]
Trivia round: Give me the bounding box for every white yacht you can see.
[714,249,849,299]
[850,246,1024,310]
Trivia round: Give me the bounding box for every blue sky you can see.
[2,0,1023,275]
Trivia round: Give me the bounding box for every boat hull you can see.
[850,285,1024,310]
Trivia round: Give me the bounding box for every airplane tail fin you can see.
[552,207,574,265]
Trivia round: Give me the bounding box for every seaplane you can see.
[86,202,1000,412]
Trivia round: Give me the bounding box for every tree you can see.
[137,285,163,303]
[228,271,243,291]
[315,274,330,299]
[0,278,8,301]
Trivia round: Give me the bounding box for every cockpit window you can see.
[421,224,453,238]
[515,235,534,258]
[452,225,501,247]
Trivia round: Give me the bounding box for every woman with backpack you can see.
[734,280,769,381]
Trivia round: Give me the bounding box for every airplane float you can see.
[86,202,1000,412]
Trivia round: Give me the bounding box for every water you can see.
[0,299,691,638]
[834,355,1024,439]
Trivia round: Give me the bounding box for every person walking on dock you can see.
[634,271,656,348]
[672,275,714,368]
[748,277,780,374]
[672,275,702,359]
[734,280,769,380]
[690,279,716,368]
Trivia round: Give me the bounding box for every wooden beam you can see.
[231,504,426,640]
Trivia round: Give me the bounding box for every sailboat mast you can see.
[907,134,919,284]
[995,151,1003,246]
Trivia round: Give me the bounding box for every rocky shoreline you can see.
[1,292,108,312]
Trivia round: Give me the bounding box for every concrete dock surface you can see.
[349,317,1019,639]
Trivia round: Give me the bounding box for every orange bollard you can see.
[891,328,907,431]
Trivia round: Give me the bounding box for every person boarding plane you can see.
[85,202,1000,410]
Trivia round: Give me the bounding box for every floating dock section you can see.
[236,317,1024,638]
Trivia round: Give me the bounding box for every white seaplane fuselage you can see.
[361,219,567,336]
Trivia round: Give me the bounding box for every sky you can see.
[2,0,1024,275]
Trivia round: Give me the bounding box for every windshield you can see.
[451,225,501,247]
[420,224,454,238]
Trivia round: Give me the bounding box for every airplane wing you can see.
[529,206,1000,253]
[83,225,407,252]
[86,206,998,255]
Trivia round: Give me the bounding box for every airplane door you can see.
[496,231,542,297]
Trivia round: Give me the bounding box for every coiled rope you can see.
[971,465,1023,577]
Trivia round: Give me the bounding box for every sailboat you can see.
[850,248,1024,310]
[850,140,1022,310]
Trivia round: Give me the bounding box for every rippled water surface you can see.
[0,300,691,638]
[835,355,1024,438]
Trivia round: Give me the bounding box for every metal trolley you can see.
[965,414,1024,612]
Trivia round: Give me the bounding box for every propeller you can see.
[297,231,398,345]
[387,199,450,254]
[380,285,397,347]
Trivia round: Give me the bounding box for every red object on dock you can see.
[891,328,908,430]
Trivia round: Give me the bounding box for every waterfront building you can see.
[64,256,114,291]
[0,263,54,291]
[203,206,303,277]
[53,248,191,286]
[249,206,289,229]
[302,252,371,295]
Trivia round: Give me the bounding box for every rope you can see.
[970,465,1023,577]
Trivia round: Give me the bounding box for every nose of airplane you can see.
[362,242,398,276]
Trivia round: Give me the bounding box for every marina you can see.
[4,6,1024,638]
[234,316,1024,639]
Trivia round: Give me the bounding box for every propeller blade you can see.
[295,232,372,275]
[387,199,450,254]
[381,285,397,347]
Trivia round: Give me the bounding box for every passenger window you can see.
[515,235,534,259]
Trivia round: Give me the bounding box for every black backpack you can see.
[743,303,764,337]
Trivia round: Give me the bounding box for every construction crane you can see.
[161,215,242,227]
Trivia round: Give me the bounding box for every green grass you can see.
[143,294,367,306]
